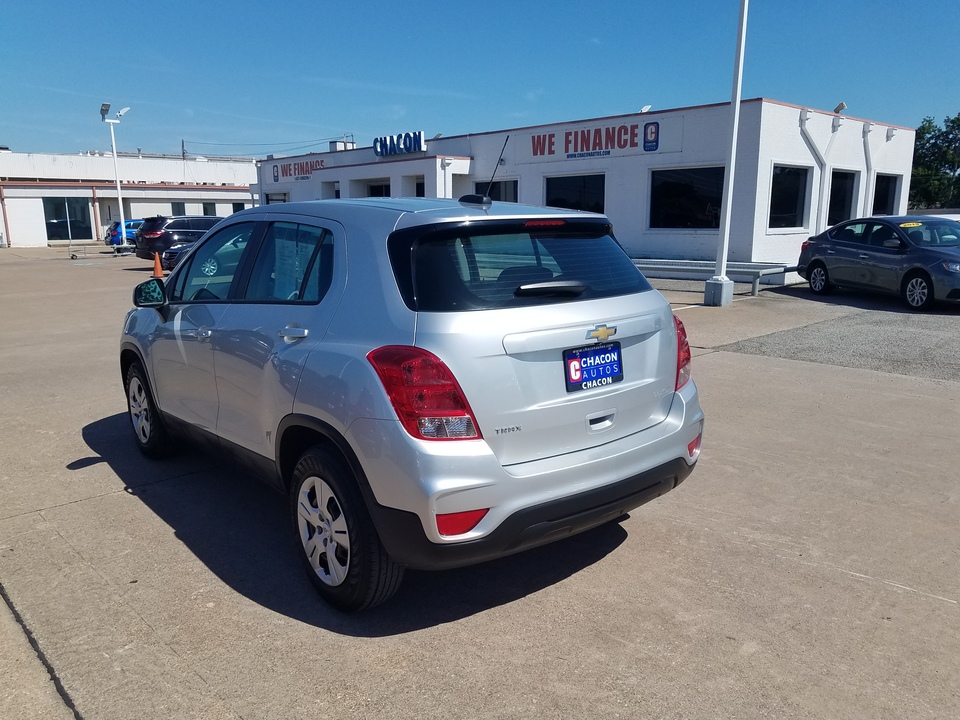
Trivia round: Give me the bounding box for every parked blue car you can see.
[106,219,143,246]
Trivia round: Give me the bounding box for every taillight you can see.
[367,346,481,441]
[675,316,692,390]
[142,230,163,239]
[800,240,811,252]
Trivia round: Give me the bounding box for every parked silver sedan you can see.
[120,196,704,610]
[797,216,960,310]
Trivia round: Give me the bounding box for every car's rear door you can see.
[825,222,870,286]
[212,217,345,462]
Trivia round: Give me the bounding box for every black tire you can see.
[124,361,171,458]
[808,262,833,295]
[902,272,935,311]
[290,446,403,611]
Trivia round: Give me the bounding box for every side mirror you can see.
[133,278,166,308]
[883,238,904,249]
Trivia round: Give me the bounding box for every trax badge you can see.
[586,324,617,343]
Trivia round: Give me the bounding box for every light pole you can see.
[704,0,749,307]
[100,103,130,250]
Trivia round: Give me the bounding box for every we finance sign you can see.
[271,158,325,182]
[519,117,680,164]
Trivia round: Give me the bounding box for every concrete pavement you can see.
[2,247,959,719]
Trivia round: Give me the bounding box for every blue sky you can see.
[2,0,957,158]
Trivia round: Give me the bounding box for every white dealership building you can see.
[0,149,256,248]
[252,98,915,263]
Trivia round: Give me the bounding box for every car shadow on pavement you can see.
[78,414,627,636]
[771,283,960,315]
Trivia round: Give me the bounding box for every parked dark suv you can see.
[135,215,223,260]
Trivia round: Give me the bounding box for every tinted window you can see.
[867,223,899,247]
[169,222,256,302]
[828,170,857,226]
[873,175,899,215]
[829,222,869,244]
[476,180,519,203]
[650,167,724,228]
[545,175,605,213]
[769,166,809,228]
[244,222,332,303]
[192,217,221,231]
[391,221,651,312]
[166,218,190,231]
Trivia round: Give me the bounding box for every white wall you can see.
[254,99,915,264]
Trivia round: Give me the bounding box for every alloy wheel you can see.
[201,257,218,277]
[905,277,929,308]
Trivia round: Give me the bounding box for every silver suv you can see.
[120,196,704,611]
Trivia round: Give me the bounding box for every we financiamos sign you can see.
[522,120,668,163]
[272,159,325,182]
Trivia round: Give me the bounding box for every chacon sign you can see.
[374,131,426,157]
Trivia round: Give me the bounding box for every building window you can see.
[650,167,724,229]
[416,181,425,197]
[545,174,604,213]
[368,183,390,197]
[873,174,899,215]
[232,202,245,213]
[769,166,810,228]
[828,170,857,226]
[42,197,93,241]
[202,202,216,216]
[475,180,518,202]
[172,201,186,215]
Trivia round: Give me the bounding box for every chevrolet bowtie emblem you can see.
[586,324,617,342]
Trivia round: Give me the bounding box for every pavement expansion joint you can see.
[0,581,84,720]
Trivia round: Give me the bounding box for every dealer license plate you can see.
[563,342,623,393]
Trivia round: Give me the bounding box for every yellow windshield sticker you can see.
[899,222,923,227]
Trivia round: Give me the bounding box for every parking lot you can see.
[2,247,958,719]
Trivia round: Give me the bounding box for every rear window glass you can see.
[389,220,651,312]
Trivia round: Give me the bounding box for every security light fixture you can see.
[100,103,110,120]
[833,101,847,114]
[640,105,652,113]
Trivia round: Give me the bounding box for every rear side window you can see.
[829,222,868,244]
[166,218,190,231]
[192,217,221,231]
[390,220,651,312]
[244,221,333,303]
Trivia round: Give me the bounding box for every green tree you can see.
[911,113,960,208]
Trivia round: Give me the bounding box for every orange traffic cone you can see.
[152,252,164,278]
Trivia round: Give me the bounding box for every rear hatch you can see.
[389,217,678,467]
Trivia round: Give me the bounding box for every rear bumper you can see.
[369,456,693,570]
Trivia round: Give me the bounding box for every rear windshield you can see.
[389,220,652,312]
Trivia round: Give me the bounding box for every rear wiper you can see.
[514,280,587,297]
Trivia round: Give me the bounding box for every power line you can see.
[181,134,356,159]
[182,134,354,148]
